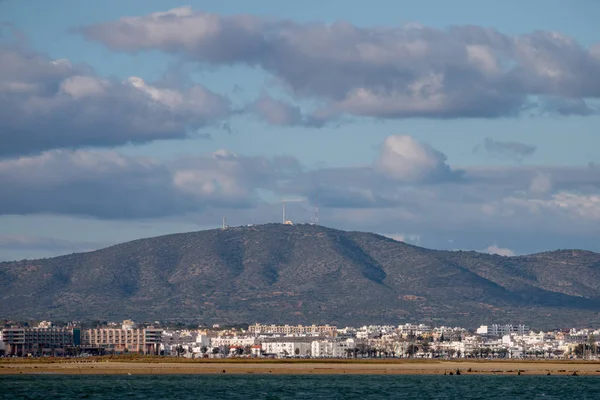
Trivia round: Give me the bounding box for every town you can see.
[1,320,598,360]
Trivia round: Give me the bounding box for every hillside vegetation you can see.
[2,224,599,328]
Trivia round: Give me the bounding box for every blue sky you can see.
[1,0,599,260]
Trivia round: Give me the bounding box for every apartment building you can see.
[311,338,355,358]
[1,326,162,355]
[210,336,256,349]
[1,327,74,355]
[476,324,530,337]
[261,337,313,357]
[249,323,337,337]
[82,328,162,354]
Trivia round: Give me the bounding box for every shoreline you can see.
[2,360,600,375]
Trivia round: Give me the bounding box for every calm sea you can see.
[1,375,599,399]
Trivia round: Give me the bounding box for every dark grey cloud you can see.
[0,44,231,157]
[475,138,537,162]
[245,94,325,127]
[81,7,600,122]
[0,149,300,219]
[0,234,111,262]
[0,235,103,252]
[0,134,458,220]
[542,97,596,116]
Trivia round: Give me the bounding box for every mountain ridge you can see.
[1,224,599,328]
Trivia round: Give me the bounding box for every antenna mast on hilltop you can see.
[222,216,227,230]
[315,190,319,226]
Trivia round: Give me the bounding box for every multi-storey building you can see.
[261,337,313,357]
[476,324,530,337]
[311,338,355,358]
[1,327,162,355]
[210,336,256,349]
[82,328,162,354]
[1,327,74,355]
[249,324,337,337]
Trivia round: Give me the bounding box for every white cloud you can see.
[376,135,456,182]
[529,172,552,195]
[382,233,422,245]
[498,192,600,220]
[60,76,108,99]
[484,244,515,257]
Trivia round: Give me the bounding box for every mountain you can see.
[1,224,600,328]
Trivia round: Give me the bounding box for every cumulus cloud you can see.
[476,138,537,162]
[376,135,457,182]
[81,7,600,121]
[0,44,231,157]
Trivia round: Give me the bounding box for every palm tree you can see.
[406,344,419,358]
[497,348,508,359]
[420,342,430,358]
[357,343,368,358]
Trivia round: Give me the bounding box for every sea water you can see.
[1,375,599,399]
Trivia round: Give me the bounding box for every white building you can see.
[249,324,336,337]
[311,338,355,358]
[82,328,162,354]
[397,324,431,336]
[477,324,529,337]
[250,344,262,357]
[261,338,312,357]
[210,336,256,349]
[161,330,211,356]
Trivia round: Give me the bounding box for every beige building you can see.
[249,324,337,337]
[1,326,162,355]
[82,328,162,354]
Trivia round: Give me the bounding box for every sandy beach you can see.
[1,359,599,375]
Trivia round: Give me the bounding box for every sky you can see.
[1,0,600,260]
